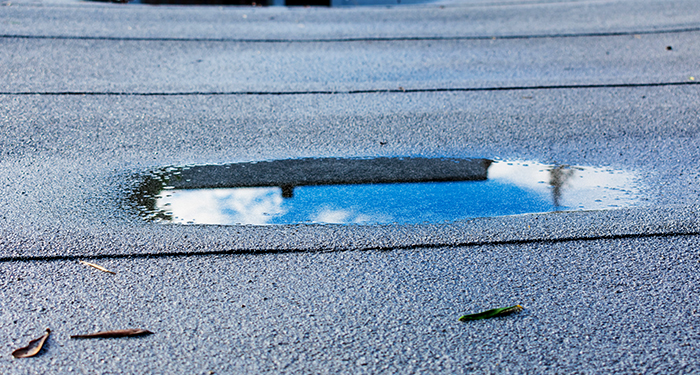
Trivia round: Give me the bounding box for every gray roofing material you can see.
[1,0,700,373]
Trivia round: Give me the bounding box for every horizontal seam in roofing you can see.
[0,26,699,42]
[1,81,698,96]
[1,231,698,263]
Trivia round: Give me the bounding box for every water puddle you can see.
[130,157,643,225]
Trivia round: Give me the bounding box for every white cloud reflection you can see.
[488,160,641,209]
[310,208,385,224]
[157,187,285,225]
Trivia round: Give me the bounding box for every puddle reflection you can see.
[132,158,642,225]
[488,161,640,211]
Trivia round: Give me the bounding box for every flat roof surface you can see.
[1,0,700,373]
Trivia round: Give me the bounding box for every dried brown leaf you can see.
[79,260,116,275]
[70,329,153,339]
[12,328,50,358]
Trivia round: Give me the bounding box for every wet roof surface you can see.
[1,0,700,373]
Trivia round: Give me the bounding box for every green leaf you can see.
[458,305,523,321]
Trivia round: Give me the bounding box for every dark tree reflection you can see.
[549,165,575,207]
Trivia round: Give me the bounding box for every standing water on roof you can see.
[133,158,643,225]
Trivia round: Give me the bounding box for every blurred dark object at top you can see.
[93,0,329,5]
[90,0,424,6]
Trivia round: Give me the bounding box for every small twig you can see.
[71,329,153,339]
[79,261,116,275]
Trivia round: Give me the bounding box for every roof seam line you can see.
[1,230,697,263]
[1,81,698,96]
[1,26,699,43]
